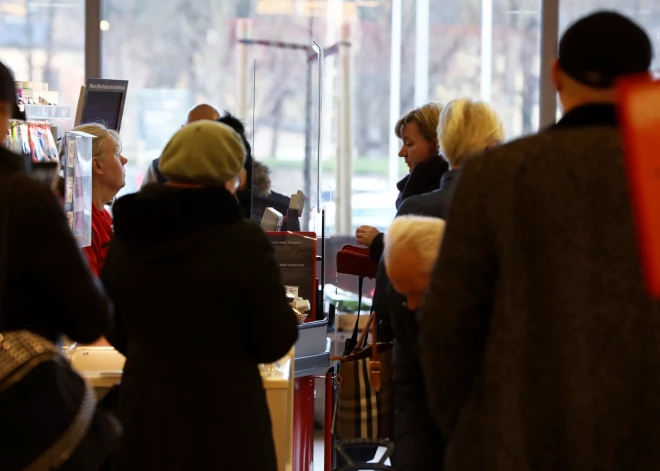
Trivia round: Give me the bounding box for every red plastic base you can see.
[293,376,315,471]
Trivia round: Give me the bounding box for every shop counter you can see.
[67,319,331,471]
[68,347,296,471]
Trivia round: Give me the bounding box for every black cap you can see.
[0,60,19,119]
[558,11,653,88]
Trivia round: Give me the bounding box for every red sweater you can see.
[83,205,113,276]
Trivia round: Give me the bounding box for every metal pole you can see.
[388,0,403,192]
[539,0,560,127]
[414,0,430,106]
[236,19,252,122]
[85,0,101,79]
[337,24,352,235]
[480,0,493,102]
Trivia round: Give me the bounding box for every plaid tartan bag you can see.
[333,311,394,440]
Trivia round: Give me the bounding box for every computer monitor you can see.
[74,79,128,131]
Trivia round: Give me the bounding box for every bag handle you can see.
[349,276,365,344]
[368,311,382,392]
[350,310,383,392]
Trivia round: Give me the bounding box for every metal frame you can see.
[312,41,324,213]
[87,0,563,134]
[84,0,102,80]
[539,0,560,127]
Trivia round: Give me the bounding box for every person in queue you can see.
[215,111,254,218]
[250,159,291,221]
[397,98,504,219]
[382,215,446,470]
[101,120,299,471]
[355,102,448,263]
[420,11,660,471]
[0,60,120,471]
[141,103,220,187]
[355,102,448,344]
[57,123,128,277]
[380,98,504,470]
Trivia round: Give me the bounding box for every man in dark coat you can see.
[420,12,660,471]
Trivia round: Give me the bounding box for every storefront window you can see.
[557,0,660,119]
[0,0,85,125]
[100,0,541,233]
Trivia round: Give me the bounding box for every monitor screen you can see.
[81,90,123,131]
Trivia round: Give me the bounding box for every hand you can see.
[356,225,381,248]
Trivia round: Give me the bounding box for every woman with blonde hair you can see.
[345,102,448,467]
[60,123,128,276]
[398,97,505,217]
[387,97,504,470]
[355,102,448,270]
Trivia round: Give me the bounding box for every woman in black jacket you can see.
[356,102,448,341]
[102,120,298,471]
[384,98,505,470]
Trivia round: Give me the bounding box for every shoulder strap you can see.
[0,174,11,329]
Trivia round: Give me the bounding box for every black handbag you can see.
[0,174,121,471]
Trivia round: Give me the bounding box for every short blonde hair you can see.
[395,102,443,151]
[438,98,504,167]
[58,123,121,164]
[384,215,446,273]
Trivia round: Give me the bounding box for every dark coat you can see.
[0,147,111,344]
[368,155,448,262]
[374,170,461,470]
[420,104,660,471]
[0,147,115,471]
[102,184,298,471]
[389,169,461,469]
[372,168,457,342]
[396,169,462,220]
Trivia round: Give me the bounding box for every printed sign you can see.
[267,232,317,321]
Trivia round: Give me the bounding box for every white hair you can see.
[384,215,446,273]
[438,98,504,168]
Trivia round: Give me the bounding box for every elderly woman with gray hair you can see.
[378,98,504,470]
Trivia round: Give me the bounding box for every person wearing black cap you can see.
[419,12,660,471]
[0,60,121,470]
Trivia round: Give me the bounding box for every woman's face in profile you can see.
[398,121,436,173]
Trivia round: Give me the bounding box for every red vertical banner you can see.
[618,75,660,297]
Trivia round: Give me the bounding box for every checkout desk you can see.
[68,319,331,471]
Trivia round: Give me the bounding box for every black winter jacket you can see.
[0,147,111,344]
[0,147,115,471]
[102,184,298,471]
[372,170,460,470]
[368,155,448,263]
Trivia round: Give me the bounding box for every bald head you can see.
[186,104,220,125]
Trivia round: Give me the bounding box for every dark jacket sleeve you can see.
[241,224,299,363]
[372,258,394,342]
[369,232,385,261]
[100,239,127,356]
[419,156,497,435]
[14,176,111,343]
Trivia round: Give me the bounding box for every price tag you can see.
[67,141,76,168]
[284,285,299,297]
